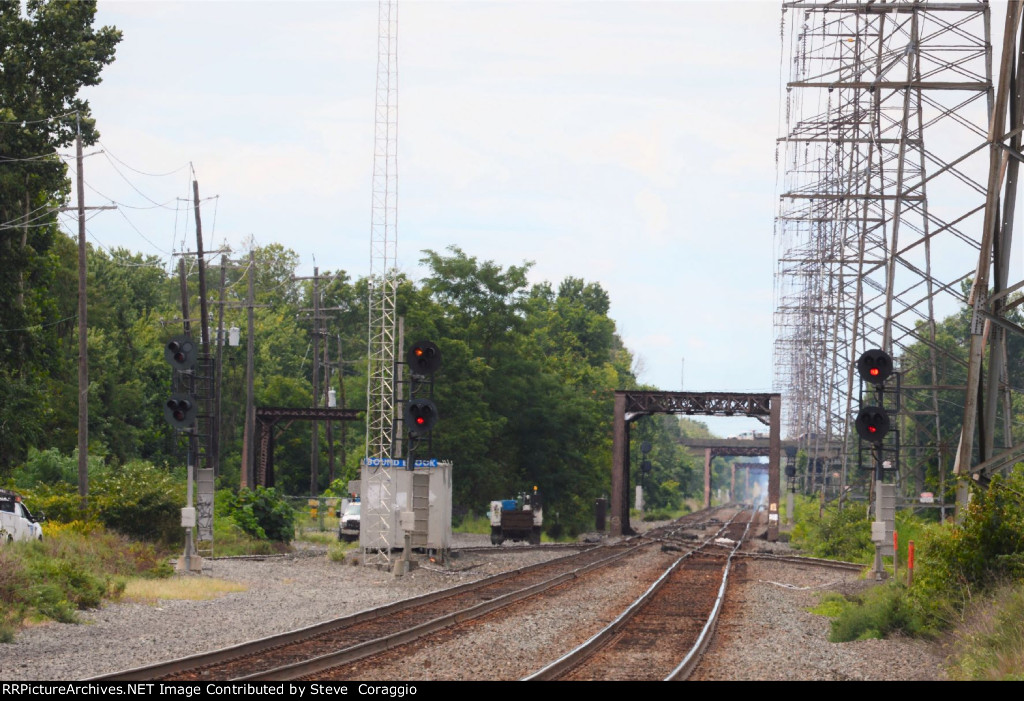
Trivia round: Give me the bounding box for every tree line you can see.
[0,1,713,536]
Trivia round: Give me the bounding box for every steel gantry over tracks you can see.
[611,391,781,540]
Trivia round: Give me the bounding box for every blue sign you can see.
[361,458,440,468]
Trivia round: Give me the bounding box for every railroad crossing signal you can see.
[165,335,197,371]
[856,349,893,386]
[406,340,442,376]
[164,393,197,430]
[855,406,890,444]
[404,398,438,438]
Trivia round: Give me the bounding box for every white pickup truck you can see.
[0,489,45,543]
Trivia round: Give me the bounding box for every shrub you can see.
[225,487,295,543]
[0,526,170,636]
[91,461,184,545]
[827,583,926,642]
[20,481,85,524]
[19,459,185,545]
[790,498,873,563]
[906,470,1024,629]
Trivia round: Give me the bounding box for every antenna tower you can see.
[365,0,399,565]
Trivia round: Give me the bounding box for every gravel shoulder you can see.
[0,529,950,681]
[693,546,949,681]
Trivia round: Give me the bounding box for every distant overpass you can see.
[679,437,843,459]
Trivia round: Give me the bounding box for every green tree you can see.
[0,1,120,470]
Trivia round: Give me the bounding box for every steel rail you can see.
[92,506,733,681]
[735,552,866,572]
[521,507,752,681]
[89,543,628,681]
[237,540,654,680]
[664,512,753,681]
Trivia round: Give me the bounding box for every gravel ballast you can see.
[0,532,949,681]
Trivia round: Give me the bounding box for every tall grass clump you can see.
[825,583,926,642]
[948,582,1024,680]
[0,525,170,641]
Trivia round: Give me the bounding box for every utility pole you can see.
[192,180,211,350]
[337,334,348,476]
[76,123,87,508]
[68,118,115,508]
[312,267,320,495]
[241,250,256,489]
[295,268,325,494]
[213,255,227,474]
[324,329,335,484]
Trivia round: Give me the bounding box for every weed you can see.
[327,542,350,563]
[809,592,849,618]
[948,581,1024,680]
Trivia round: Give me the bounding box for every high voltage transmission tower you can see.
[773,1,993,500]
[955,1,1024,506]
[365,0,399,565]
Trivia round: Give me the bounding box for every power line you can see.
[98,141,189,178]
[0,110,78,126]
[0,314,78,334]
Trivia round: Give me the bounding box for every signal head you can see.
[403,398,439,437]
[406,341,441,376]
[855,405,890,444]
[163,393,197,430]
[165,335,197,371]
[856,349,893,386]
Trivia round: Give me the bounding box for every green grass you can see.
[208,516,290,557]
[296,531,337,545]
[0,525,171,641]
[827,583,926,642]
[809,592,850,618]
[453,513,491,535]
[948,582,1024,680]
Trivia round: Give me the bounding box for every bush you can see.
[13,448,107,490]
[0,525,170,636]
[91,461,184,545]
[225,487,295,543]
[17,457,184,545]
[906,470,1024,629]
[790,497,873,563]
[827,583,926,642]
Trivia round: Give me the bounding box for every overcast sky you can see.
[73,0,787,436]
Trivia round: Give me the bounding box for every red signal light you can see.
[870,368,879,376]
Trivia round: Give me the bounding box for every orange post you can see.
[908,540,915,587]
[893,530,898,582]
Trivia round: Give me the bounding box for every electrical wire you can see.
[99,151,188,210]
[0,314,77,334]
[0,110,78,126]
[82,179,183,211]
[97,141,189,178]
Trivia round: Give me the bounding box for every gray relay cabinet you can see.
[358,459,452,552]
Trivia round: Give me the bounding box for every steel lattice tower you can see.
[955,1,1024,505]
[773,1,993,497]
[365,0,399,564]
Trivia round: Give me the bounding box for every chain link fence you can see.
[285,496,344,537]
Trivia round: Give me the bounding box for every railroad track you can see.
[93,541,650,680]
[523,506,755,681]
[93,506,737,681]
[93,505,861,682]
